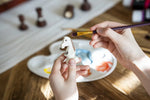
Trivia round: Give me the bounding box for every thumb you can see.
[96,28,121,43]
[68,59,76,81]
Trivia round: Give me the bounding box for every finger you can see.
[51,54,65,73]
[60,63,68,74]
[89,34,99,46]
[90,21,124,30]
[76,65,89,71]
[90,36,110,46]
[93,41,108,49]
[91,34,99,40]
[90,23,101,31]
[90,37,103,46]
[62,70,68,80]
[76,70,88,77]
[107,41,116,53]
[96,21,125,28]
[67,59,76,81]
[90,22,107,31]
[103,37,110,42]
[96,28,122,43]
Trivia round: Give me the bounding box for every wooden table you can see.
[0,2,150,100]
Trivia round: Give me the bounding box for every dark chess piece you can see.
[80,0,91,11]
[36,7,47,27]
[18,14,28,31]
[145,34,150,40]
[63,4,74,19]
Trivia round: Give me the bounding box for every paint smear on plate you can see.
[44,67,51,74]
[96,61,112,72]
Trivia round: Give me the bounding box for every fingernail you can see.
[70,59,75,66]
[97,28,103,34]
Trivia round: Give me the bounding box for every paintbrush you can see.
[64,22,150,36]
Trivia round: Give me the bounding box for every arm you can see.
[131,55,150,95]
[89,21,150,95]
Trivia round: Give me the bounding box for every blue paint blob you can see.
[76,49,93,65]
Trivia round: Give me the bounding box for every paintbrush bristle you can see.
[72,32,77,36]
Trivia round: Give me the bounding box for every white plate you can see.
[27,54,58,78]
[27,39,117,82]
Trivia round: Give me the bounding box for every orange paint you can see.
[82,69,91,77]
[87,69,92,76]
[96,61,112,72]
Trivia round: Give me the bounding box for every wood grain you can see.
[0,2,150,100]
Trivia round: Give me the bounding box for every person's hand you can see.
[89,21,146,70]
[49,54,89,100]
[49,55,78,100]
[60,57,90,79]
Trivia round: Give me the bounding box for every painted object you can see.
[60,36,79,63]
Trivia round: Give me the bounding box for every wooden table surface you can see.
[0,2,150,100]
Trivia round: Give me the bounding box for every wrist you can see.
[131,55,150,78]
[131,55,150,95]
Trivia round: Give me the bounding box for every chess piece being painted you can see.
[61,36,79,63]
[36,7,47,27]
[63,4,74,19]
[80,0,91,11]
[18,14,28,31]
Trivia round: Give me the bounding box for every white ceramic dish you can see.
[27,39,117,82]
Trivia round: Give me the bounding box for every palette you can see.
[27,39,117,82]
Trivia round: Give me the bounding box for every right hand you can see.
[89,21,146,70]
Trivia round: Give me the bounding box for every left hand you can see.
[60,57,90,79]
[49,54,89,100]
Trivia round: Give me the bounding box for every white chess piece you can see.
[61,36,79,63]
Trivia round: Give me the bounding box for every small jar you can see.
[132,9,150,22]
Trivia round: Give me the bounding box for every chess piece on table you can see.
[18,14,28,31]
[36,7,47,27]
[80,0,91,11]
[145,34,150,40]
[63,4,74,19]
